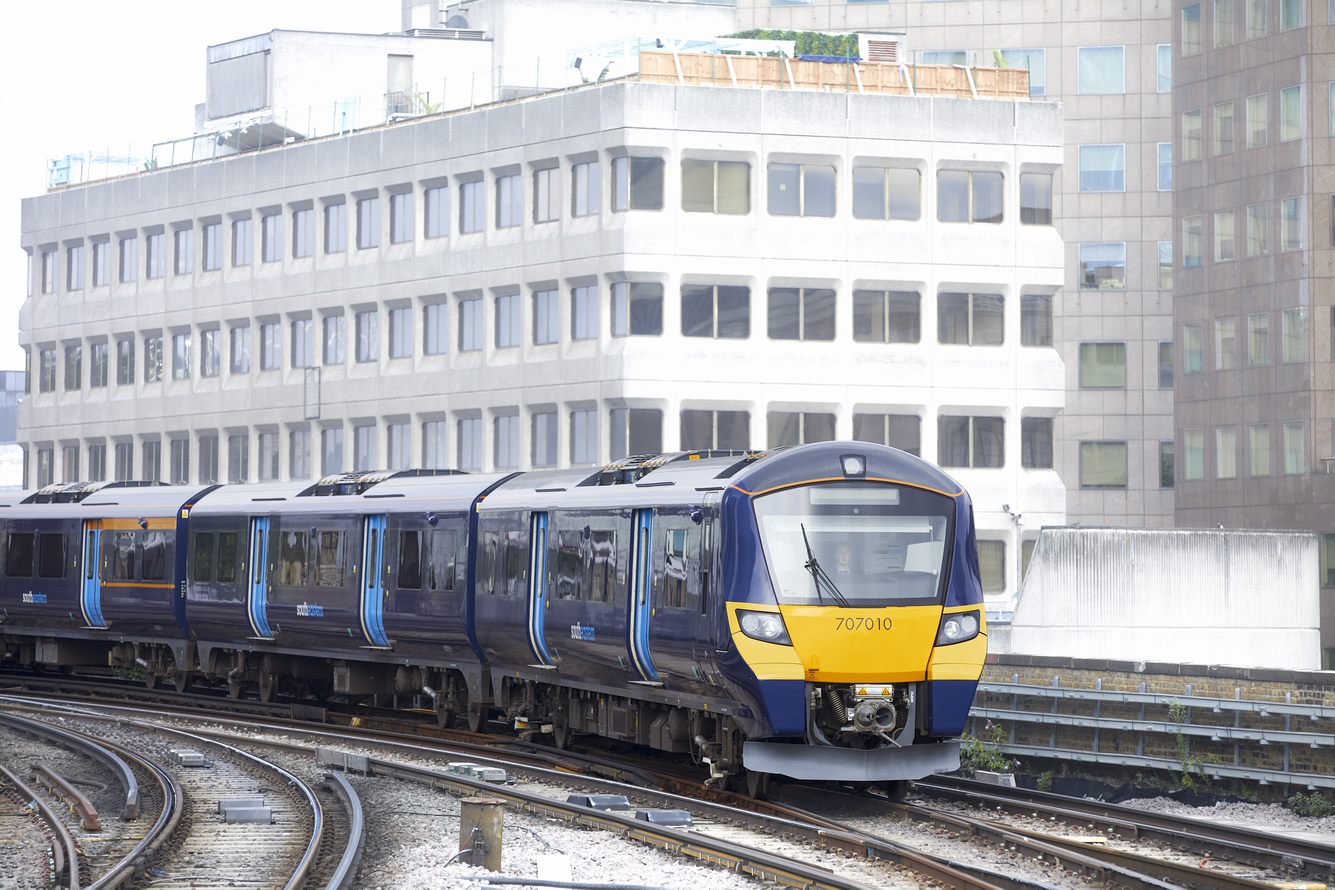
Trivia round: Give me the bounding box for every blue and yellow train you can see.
[0,441,986,792]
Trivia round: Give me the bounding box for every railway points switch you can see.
[566,794,632,811]
[169,749,208,767]
[634,809,693,826]
[447,762,508,783]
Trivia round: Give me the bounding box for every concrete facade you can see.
[17,77,1065,600]
[737,0,1178,530]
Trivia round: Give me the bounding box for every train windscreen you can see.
[753,481,953,607]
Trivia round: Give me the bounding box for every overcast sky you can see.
[0,0,401,371]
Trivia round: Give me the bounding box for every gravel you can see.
[1116,795,1335,840]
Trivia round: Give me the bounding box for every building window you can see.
[1020,292,1053,347]
[938,416,1005,469]
[1183,215,1204,267]
[682,160,750,214]
[424,185,449,238]
[355,310,379,362]
[422,420,447,468]
[976,540,1005,595]
[1280,0,1304,28]
[768,162,836,218]
[1079,342,1127,388]
[682,285,750,339]
[1246,94,1269,148]
[768,412,835,447]
[495,292,521,348]
[169,438,190,485]
[389,191,414,243]
[999,48,1047,96]
[496,173,522,229]
[1330,84,1335,137]
[1281,196,1304,250]
[1282,421,1306,474]
[768,288,835,341]
[291,318,314,368]
[852,413,921,455]
[259,322,281,371]
[493,414,519,469]
[201,222,221,271]
[201,329,220,378]
[356,196,380,249]
[572,161,599,217]
[323,315,346,365]
[388,306,412,359]
[922,49,967,64]
[324,202,347,253]
[257,432,280,480]
[63,344,81,391]
[680,409,750,451]
[1078,144,1126,192]
[1182,110,1202,161]
[118,236,137,283]
[612,156,665,212]
[1080,441,1129,488]
[1077,45,1126,94]
[114,441,133,481]
[88,442,106,481]
[290,428,311,480]
[1021,417,1054,469]
[1247,203,1271,256]
[1156,43,1172,91]
[65,244,84,291]
[570,408,598,465]
[232,218,253,265]
[354,423,377,471]
[459,296,484,351]
[90,342,108,387]
[1215,426,1238,478]
[143,335,163,383]
[142,440,162,482]
[854,290,919,344]
[852,166,919,220]
[424,303,448,356]
[292,208,314,258]
[171,332,191,380]
[1247,312,1271,365]
[1247,0,1269,36]
[1249,423,1271,476]
[460,180,484,233]
[145,232,165,279]
[116,339,135,385]
[572,285,598,340]
[39,249,54,294]
[37,348,55,393]
[457,416,482,471]
[1215,209,1236,261]
[1281,307,1308,363]
[173,229,192,275]
[609,407,662,459]
[91,240,109,287]
[611,282,663,337]
[1158,241,1174,289]
[1183,3,1202,54]
[321,427,344,475]
[533,289,560,345]
[387,421,410,470]
[939,291,1004,345]
[1159,441,1175,487]
[532,166,560,224]
[937,169,1003,223]
[1184,323,1204,373]
[261,213,282,262]
[531,410,558,467]
[1280,85,1304,141]
[1215,317,1237,369]
[1155,143,1173,191]
[1078,242,1126,289]
[1019,172,1053,224]
[1212,101,1235,156]
[1215,0,1236,45]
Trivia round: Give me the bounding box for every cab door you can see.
[247,516,274,639]
[627,509,660,683]
[526,511,554,665]
[360,515,390,648]
[80,521,107,629]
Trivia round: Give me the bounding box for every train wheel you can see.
[257,672,277,703]
[466,704,486,733]
[434,704,455,729]
[144,672,159,690]
[226,678,244,700]
[744,770,771,801]
[174,670,192,694]
[880,780,910,801]
[551,710,571,750]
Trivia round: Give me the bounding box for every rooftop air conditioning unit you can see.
[858,33,906,65]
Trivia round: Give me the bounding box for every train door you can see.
[247,516,274,639]
[360,514,390,648]
[627,508,660,683]
[80,521,107,629]
[527,511,553,665]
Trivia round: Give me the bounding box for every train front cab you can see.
[722,442,987,783]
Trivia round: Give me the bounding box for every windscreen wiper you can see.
[799,522,851,607]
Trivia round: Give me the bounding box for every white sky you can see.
[0,0,401,371]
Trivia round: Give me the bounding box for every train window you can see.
[662,528,689,610]
[141,532,167,581]
[192,533,215,583]
[555,530,584,600]
[278,531,308,586]
[425,528,459,592]
[110,532,136,581]
[502,530,526,598]
[398,530,423,590]
[217,532,239,583]
[315,531,344,588]
[589,530,617,603]
[37,534,66,579]
[479,530,501,595]
[6,532,34,578]
[700,519,714,616]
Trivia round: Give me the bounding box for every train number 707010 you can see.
[835,616,893,631]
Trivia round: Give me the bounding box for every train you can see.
[0,441,987,795]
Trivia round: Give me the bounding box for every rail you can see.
[321,771,365,890]
[84,735,184,890]
[32,764,101,830]
[0,709,141,818]
[0,761,80,889]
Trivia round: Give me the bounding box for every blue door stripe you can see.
[528,512,552,664]
[249,517,273,638]
[629,509,659,681]
[362,515,390,647]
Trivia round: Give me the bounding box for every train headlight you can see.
[935,610,981,646]
[737,609,792,646]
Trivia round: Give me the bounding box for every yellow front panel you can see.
[778,604,943,683]
[727,604,806,681]
[927,607,988,681]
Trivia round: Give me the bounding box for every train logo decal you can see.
[296,602,325,618]
[21,592,48,604]
[570,622,596,641]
